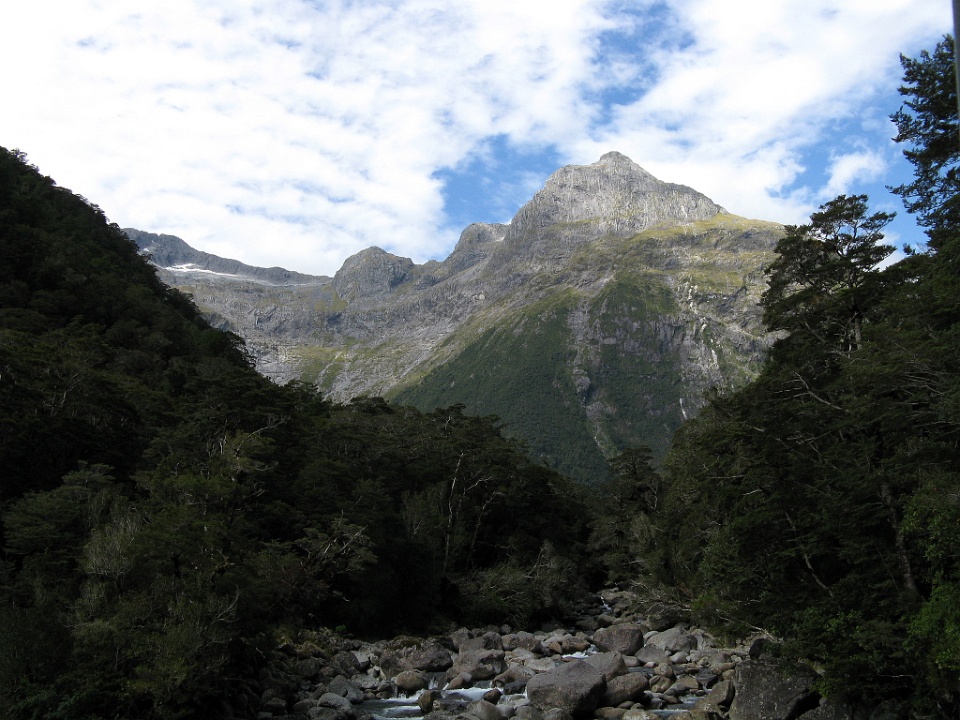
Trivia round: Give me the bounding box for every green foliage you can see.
[657,39,960,714]
[763,194,894,351]
[587,447,664,585]
[891,35,960,253]
[0,147,594,718]
[392,293,613,482]
[393,277,692,483]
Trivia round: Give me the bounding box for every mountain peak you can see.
[333,246,414,299]
[506,152,722,243]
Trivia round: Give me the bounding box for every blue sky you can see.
[0,0,951,276]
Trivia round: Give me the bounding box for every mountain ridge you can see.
[130,152,783,481]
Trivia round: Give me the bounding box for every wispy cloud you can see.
[0,0,949,275]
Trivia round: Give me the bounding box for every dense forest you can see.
[1,35,958,720]
[657,37,960,716]
[0,143,612,715]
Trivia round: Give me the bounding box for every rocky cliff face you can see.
[129,152,782,482]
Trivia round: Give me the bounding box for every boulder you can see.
[450,628,473,650]
[293,698,319,713]
[728,659,820,720]
[446,672,473,690]
[483,688,503,704]
[327,675,365,703]
[645,626,695,655]
[602,672,649,706]
[379,640,453,677]
[561,637,592,654]
[450,649,506,680]
[593,625,646,655]
[329,650,361,678]
[297,657,323,680]
[635,645,670,666]
[515,706,544,720]
[461,632,503,652]
[418,689,439,713]
[510,631,544,654]
[405,641,454,671]
[543,709,575,720]
[700,679,734,709]
[351,650,375,671]
[467,699,504,720]
[494,665,535,687]
[526,659,606,718]
[317,692,356,720]
[584,652,627,681]
[525,657,559,673]
[395,670,429,692]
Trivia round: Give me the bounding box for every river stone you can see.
[451,649,506,680]
[483,688,503,704]
[526,659,606,718]
[461,632,504,652]
[517,632,544,653]
[317,692,356,720]
[293,698,319,713]
[395,670,429,692]
[602,672,649,706]
[525,657,560,673]
[515,706,544,720]
[700,679,734,708]
[494,665,535,687]
[728,659,819,720]
[418,689,439,713]
[351,650,375,671]
[295,657,322,680]
[468,699,504,720]
[645,626,695,655]
[635,645,670,665]
[330,651,361,678]
[585,652,627,681]
[593,625,645,655]
[327,675,365,703]
[543,709,575,720]
[406,641,454,671]
[262,696,288,714]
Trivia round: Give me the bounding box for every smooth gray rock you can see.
[593,625,646,656]
[468,699,504,720]
[526,659,606,718]
[585,652,628,681]
[450,649,506,680]
[602,672,650,706]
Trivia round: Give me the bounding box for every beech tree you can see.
[762,194,894,353]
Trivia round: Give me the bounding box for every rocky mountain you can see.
[129,152,783,482]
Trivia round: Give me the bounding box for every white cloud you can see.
[821,150,888,200]
[0,0,950,275]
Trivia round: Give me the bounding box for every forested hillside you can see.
[0,147,599,717]
[652,37,960,717]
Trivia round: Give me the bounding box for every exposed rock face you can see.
[129,152,781,482]
[728,659,820,720]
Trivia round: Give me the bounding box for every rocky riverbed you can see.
[231,589,857,720]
